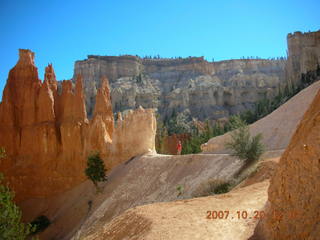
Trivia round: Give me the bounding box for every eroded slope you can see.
[21,153,246,239]
[202,81,320,153]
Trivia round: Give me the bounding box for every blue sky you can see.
[0,0,319,98]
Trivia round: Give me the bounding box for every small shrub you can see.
[224,115,247,132]
[225,120,265,164]
[0,173,34,239]
[85,152,107,191]
[213,182,232,194]
[30,215,51,234]
[192,179,232,197]
[176,185,184,196]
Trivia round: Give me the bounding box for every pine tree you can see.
[85,153,107,190]
[225,121,265,164]
[0,148,35,239]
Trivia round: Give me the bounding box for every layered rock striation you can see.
[74,56,287,120]
[201,81,320,153]
[0,49,156,202]
[73,30,320,121]
[286,30,320,85]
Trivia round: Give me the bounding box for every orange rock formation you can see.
[0,49,156,202]
[255,88,320,239]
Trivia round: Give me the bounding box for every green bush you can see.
[181,121,225,154]
[176,185,184,197]
[0,174,35,239]
[85,152,107,189]
[30,215,50,234]
[213,182,232,194]
[0,147,35,239]
[167,111,192,135]
[225,120,265,164]
[192,179,232,197]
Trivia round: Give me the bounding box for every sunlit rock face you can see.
[0,49,156,202]
[74,55,287,120]
[254,88,320,240]
[74,30,320,121]
[286,30,320,85]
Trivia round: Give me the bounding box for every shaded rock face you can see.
[286,30,320,85]
[0,49,156,202]
[74,56,286,120]
[256,88,320,239]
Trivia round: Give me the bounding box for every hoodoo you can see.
[0,49,156,202]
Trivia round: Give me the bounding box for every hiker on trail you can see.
[177,140,182,155]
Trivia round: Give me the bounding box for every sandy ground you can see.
[202,81,320,153]
[86,181,270,240]
[21,153,246,239]
[83,155,281,240]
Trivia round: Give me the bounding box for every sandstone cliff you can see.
[73,30,320,122]
[201,81,320,153]
[0,49,156,202]
[254,80,320,239]
[74,56,286,120]
[286,30,320,85]
[109,107,156,168]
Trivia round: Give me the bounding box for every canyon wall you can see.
[73,30,320,121]
[109,107,156,169]
[286,30,320,85]
[0,49,156,202]
[254,88,320,239]
[74,56,286,120]
[201,81,320,153]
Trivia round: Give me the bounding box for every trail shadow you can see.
[124,154,146,165]
[124,156,137,165]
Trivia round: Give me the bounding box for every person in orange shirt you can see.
[177,140,182,155]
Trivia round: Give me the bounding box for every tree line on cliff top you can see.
[119,54,287,62]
